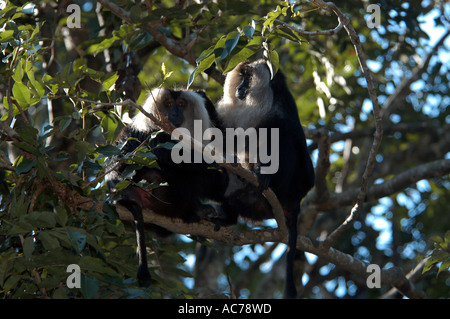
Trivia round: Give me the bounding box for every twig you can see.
[274,15,343,37]
[6,47,20,126]
[32,268,48,298]
[302,0,383,249]
[309,128,330,203]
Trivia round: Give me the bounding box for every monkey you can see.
[216,59,315,298]
[106,88,228,287]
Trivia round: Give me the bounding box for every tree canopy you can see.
[0,0,449,299]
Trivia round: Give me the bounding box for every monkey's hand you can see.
[202,202,238,231]
[206,215,235,231]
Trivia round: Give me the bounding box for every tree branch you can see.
[381,257,429,299]
[303,0,383,248]
[306,122,448,151]
[116,204,426,298]
[309,128,330,203]
[316,158,450,211]
[274,15,343,37]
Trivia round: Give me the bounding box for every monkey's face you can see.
[160,96,188,128]
[143,88,211,134]
[235,63,252,100]
[234,60,271,101]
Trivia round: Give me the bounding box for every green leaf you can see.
[36,157,52,181]
[87,36,118,57]
[243,20,256,39]
[12,141,35,153]
[12,58,24,83]
[80,275,99,299]
[263,8,281,28]
[196,46,215,64]
[3,275,21,292]
[67,228,87,253]
[95,145,121,157]
[16,158,35,174]
[268,49,279,77]
[0,30,14,42]
[16,126,38,145]
[188,52,215,88]
[47,229,72,248]
[58,117,72,132]
[224,31,241,58]
[430,235,444,243]
[8,223,33,236]
[55,207,68,227]
[38,231,61,251]
[9,191,29,219]
[115,180,131,191]
[274,27,305,43]
[102,72,119,91]
[27,69,46,98]
[438,259,450,276]
[79,256,116,276]
[224,36,262,73]
[27,211,56,228]
[12,82,31,107]
[213,36,228,63]
[74,141,96,154]
[22,236,34,259]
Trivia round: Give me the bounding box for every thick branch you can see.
[381,257,429,299]
[316,158,450,211]
[116,204,426,298]
[306,122,448,151]
[117,204,283,246]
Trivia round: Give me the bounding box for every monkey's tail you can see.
[119,197,152,287]
[283,207,299,299]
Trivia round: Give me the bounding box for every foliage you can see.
[0,0,449,299]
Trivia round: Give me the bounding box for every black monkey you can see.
[216,59,315,298]
[106,88,227,287]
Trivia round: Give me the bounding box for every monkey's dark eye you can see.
[164,98,175,107]
[176,99,187,108]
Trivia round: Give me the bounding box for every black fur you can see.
[106,89,227,287]
[217,61,315,298]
